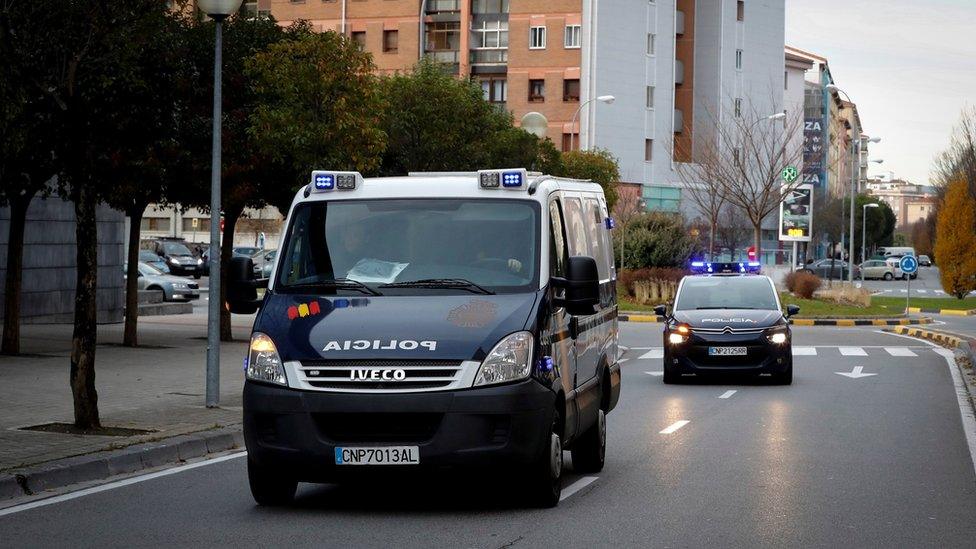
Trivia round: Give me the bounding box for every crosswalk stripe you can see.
[885,347,917,357]
[839,347,868,356]
[792,346,817,356]
[639,349,664,360]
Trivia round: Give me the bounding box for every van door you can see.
[547,197,578,441]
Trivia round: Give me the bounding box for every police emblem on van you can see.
[321,340,437,352]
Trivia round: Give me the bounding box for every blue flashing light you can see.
[748,262,761,267]
[502,171,524,188]
[605,217,616,230]
[314,173,335,190]
[691,261,705,268]
[333,298,350,308]
[538,355,554,373]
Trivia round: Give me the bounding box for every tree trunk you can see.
[708,219,717,261]
[219,205,242,342]
[1,195,31,355]
[70,184,101,429]
[753,224,762,262]
[122,207,145,347]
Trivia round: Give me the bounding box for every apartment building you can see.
[865,178,939,228]
[140,205,285,249]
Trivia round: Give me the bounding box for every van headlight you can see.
[246,332,287,386]
[473,332,533,387]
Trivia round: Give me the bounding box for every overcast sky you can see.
[785,0,976,186]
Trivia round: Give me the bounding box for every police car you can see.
[654,262,799,385]
[226,169,621,508]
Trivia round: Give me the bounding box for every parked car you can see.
[918,255,932,267]
[885,255,918,280]
[253,249,276,278]
[125,262,200,301]
[860,260,896,280]
[139,249,170,274]
[801,259,861,280]
[233,246,262,258]
[147,237,204,278]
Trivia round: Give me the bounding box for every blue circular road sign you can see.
[899,255,918,274]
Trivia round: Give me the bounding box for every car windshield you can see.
[234,247,261,257]
[161,242,193,255]
[675,277,779,311]
[138,262,163,276]
[276,199,540,294]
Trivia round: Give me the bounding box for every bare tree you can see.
[674,160,727,260]
[933,107,976,199]
[610,184,644,269]
[715,204,750,259]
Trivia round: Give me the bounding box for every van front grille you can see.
[297,359,465,392]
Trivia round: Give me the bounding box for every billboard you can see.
[803,118,825,187]
[779,184,813,242]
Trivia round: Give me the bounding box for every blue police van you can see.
[226,169,621,507]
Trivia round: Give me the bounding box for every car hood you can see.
[672,309,783,329]
[254,292,539,362]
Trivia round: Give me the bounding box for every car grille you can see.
[298,359,464,392]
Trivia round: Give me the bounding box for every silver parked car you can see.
[860,259,896,280]
[125,262,200,301]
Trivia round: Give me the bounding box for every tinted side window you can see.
[584,197,611,280]
[549,199,568,277]
[562,197,588,257]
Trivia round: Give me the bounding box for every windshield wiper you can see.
[380,278,495,295]
[284,278,382,296]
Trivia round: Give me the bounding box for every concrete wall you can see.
[0,195,125,325]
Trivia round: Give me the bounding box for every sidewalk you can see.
[0,309,254,473]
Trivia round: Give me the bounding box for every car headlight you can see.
[169,257,180,265]
[668,324,690,345]
[766,328,789,345]
[668,333,687,345]
[246,333,287,386]
[473,331,533,387]
[197,258,203,265]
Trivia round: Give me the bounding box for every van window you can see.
[562,198,588,257]
[548,199,568,277]
[276,199,540,294]
[584,197,612,281]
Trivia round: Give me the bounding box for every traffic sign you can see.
[899,255,918,274]
[781,166,799,183]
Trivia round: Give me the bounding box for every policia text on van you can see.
[227,169,621,508]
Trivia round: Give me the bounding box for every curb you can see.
[618,313,664,323]
[0,426,243,503]
[907,307,976,316]
[789,317,932,327]
[891,325,976,378]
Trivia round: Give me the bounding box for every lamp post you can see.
[570,95,615,151]
[861,203,880,282]
[198,0,243,408]
[750,111,786,130]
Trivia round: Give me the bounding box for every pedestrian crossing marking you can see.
[639,349,664,360]
[885,347,917,357]
[792,347,818,356]
[840,347,869,356]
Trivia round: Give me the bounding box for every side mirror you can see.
[227,256,266,314]
[654,304,667,317]
[786,304,800,317]
[553,256,600,315]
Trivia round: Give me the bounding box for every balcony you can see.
[470,49,508,65]
[426,50,461,64]
[426,0,460,14]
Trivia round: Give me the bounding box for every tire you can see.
[883,272,893,281]
[524,408,563,508]
[247,458,297,506]
[571,408,606,474]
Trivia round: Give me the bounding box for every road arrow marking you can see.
[836,366,877,379]
[645,371,663,376]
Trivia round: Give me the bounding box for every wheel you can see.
[247,458,297,506]
[772,362,793,385]
[571,408,606,473]
[523,408,563,508]
[194,274,202,280]
[883,272,893,281]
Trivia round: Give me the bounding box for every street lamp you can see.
[199,0,244,408]
[861,203,880,282]
[570,95,615,151]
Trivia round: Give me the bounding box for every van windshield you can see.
[276,199,540,294]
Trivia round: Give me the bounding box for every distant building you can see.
[139,204,284,250]
[865,178,939,228]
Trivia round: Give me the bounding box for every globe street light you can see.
[199,0,244,408]
[861,202,880,282]
[570,95,615,151]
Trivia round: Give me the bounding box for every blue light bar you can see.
[690,262,761,274]
[478,169,528,190]
[502,171,524,188]
[691,261,705,268]
[310,170,362,192]
[605,217,616,230]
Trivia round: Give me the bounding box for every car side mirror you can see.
[654,304,667,317]
[786,304,800,317]
[552,256,600,315]
[227,257,267,314]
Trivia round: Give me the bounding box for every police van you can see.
[227,169,621,508]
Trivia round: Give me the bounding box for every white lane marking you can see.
[792,346,818,356]
[645,371,663,376]
[0,452,247,517]
[885,347,917,357]
[628,347,655,350]
[718,390,737,399]
[639,349,664,360]
[932,346,976,477]
[560,476,599,501]
[618,358,630,364]
[660,420,690,434]
[839,347,868,356]
[835,366,877,379]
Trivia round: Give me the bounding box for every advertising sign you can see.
[779,183,813,242]
[802,118,825,187]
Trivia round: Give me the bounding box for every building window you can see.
[735,49,743,69]
[563,79,580,102]
[474,20,508,48]
[472,0,509,14]
[733,148,741,167]
[480,78,507,104]
[645,139,653,162]
[529,79,545,102]
[561,133,575,152]
[426,21,461,51]
[737,0,744,21]
[564,25,581,48]
[784,70,788,90]
[647,33,656,55]
[383,30,398,53]
[529,26,546,49]
[734,98,742,117]
[646,85,655,108]
[351,31,366,50]
[140,218,171,232]
[642,185,681,212]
